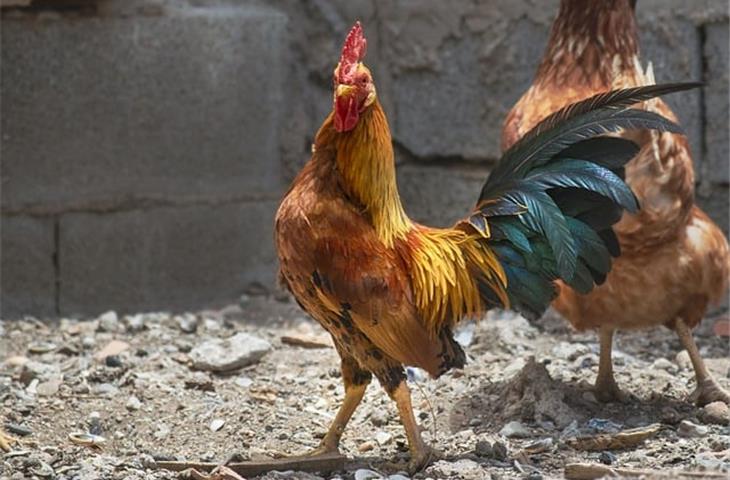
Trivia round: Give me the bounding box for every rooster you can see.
[275,21,693,471]
[503,0,730,405]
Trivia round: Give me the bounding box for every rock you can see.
[154,424,171,441]
[125,396,142,411]
[427,459,485,480]
[36,377,62,397]
[93,383,119,397]
[675,350,692,370]
[453,322,476,347]
[125,314,146,332]
[651,358,677,373]
[551,342,589,361]
[474,439,493,457]
[27,342,57,354]
[95,340,130,361]
[677,419,709,438]
[587,418,623,434]
[105,355,123,368]
[357,440,375,453]
[599,451,617,465]
[19,361,60,385]
[97,311,120,332]
[354,469,383,480]
[176,314,199,334]
[235,376,253,388]
[500,420,531,438]
[190,333,272,372]
[81,336,96,349]
[369,408,389,427]
[582,392,597,403]
[387,475,410,480]
[5,423,33,436]
[375,431,393,445]
[210,418,225,432]
[700,401,730,426]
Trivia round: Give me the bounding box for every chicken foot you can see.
[0,429,16,452]
[594,326,629,403]
[675,317,730,406]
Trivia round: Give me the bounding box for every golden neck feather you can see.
[316,100,411,247]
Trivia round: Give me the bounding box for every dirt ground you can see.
[1,295,729,480]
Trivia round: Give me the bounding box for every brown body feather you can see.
[503,0,729,334]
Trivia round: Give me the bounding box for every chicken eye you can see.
[358,75,369,86]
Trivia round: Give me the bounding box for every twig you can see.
[154,452,346,477]
[565,463,728,479]
[566,423,661,451]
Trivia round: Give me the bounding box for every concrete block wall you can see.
[1,0,728,318]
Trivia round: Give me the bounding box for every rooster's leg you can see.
[675,317,730,406]
[0,429,14,452]
[305,356,371,456]
[387,378,434,474]
[594,326,628,403]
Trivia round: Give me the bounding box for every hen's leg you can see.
[675,317,730,406]
[305,355,371,456]
[594,326,628,402]
[0,429,14,452]
[377,369,434,474]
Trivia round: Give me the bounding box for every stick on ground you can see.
[154,452,346,477]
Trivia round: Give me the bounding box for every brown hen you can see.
[503,0,730,405]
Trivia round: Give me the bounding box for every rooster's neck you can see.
[320,100,411,247]
[537,0,639,86]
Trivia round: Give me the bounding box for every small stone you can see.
[235,376,253,388]
[105,355,123,368]
[651,358,677,373]
[81,336,96,349]
[176,314,199,334]
[27,342,57,354]
[93,383,119,397]
[125,396,142,411]
[190,333,272,372]
[675,350,692,370]
[370,409,389,427]
[660,406,681,425]
[154,424,171,440]
[5,423,33,436]
[493,440,509,461]
[354,469,383,480]
[125,314,146,332]
[700,401,730,426]
[599,451,616,465]
[502,358,526,379]
[357,440,375,453]
[210,419,225,432]
[500,420,531,438]
[524,473,542,480]
[97,311,120,332]
[677,419,709,438]
[453,322,475,347]
[551,342,589,361]
[387,475,409,480]
[36,378,61,397]
[375,431,392,445]
[95,340,130,361]
[474,439,493,457]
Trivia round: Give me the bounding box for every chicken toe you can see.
[690,377,730,406]
[675,318,730,406]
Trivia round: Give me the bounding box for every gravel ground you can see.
[1,295,729,480]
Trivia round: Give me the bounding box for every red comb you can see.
[337,21,367,83]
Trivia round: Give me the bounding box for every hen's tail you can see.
[466,83,700,320]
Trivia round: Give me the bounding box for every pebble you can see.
[95,340,130,361]
[357,440,375,453]
[36,378,62,397]
[176,314,199,334]
[105,355,123,368]
[587,418,622,434]
[493,440,509,461]
[154,424,171,440]
[651,358,677,373]
[551,342,589,361]
[125,314,146,332]
[453,322,475,347]
[354,469,383,480]
[523,437,553,454]
[675,350,692,370]
[387,475,409,480]
[500,420,531,438]
[375,431,392,445]
[190,333,272,372]
[210,419,226,432]
[599,451,617,465]
[677,419,709,438]
[503,358,527,379]
[700,401,730,426]
[97,311,120,332]
[5,423,33,436]
[93,383,119,397]
[370,409,389,427]
[125,396,142,411]
[235,376,253,388]
[81,336,96,349]
[474,439,493,457]
[428,459,484,480]
[27,342,57,354]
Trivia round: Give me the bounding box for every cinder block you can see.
[637,12,703,172]
[398,163,490,228]
[1,6,288,213]
[380,0,554,161]
[704,22,729,184]
[58,202,278,316]
[1,216,56,318]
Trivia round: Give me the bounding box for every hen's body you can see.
[503,0,730,404]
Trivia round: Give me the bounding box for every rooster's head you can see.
[333,21,376,133]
